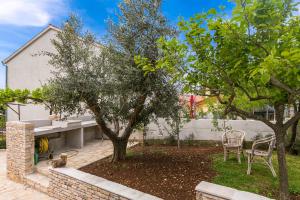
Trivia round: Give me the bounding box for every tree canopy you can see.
[43,0,181,161]
[150,0,300,199]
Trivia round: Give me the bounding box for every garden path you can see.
[0,150,53,200]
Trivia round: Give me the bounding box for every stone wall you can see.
[48,167,162,200]
[195,181,272,200]
[6,121,35,182]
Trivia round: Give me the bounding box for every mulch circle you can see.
[80,145,222,200]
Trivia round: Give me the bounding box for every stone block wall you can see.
[195,181,272,200]
[48,167,162,200]
[6,121,35,182]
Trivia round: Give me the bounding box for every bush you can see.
[184,133,195,146]
[0,115,5,129]
[0,135,5,149]
[166,134,177,146]
[0,115,6,149]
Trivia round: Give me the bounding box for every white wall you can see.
[145,119,274,141]
[6,29,57,121]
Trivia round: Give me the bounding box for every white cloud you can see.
[0,0,67,27]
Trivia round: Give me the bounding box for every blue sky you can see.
[0,0,235,89]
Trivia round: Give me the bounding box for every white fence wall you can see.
[145,119,274,141]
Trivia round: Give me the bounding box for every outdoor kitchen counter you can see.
[34,120,97,136]
[81,120,97,128]
[34,120,100,149]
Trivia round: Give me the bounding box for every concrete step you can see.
[35,164,51,177]
[25,172,49,194]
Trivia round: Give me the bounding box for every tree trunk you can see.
[273,104,289,200]
[275,128,290,200]
[288,119,298,153]
[176,121,180,149]
[142,125,147,147]
[288,103,299,153]
[111,139,128,162]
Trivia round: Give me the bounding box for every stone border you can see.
[195,181,273,200]
[48,167,162,200]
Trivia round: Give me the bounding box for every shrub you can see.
[0,135,5,149]
[184,133,195,146]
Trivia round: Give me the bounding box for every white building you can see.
[2,25,60,121]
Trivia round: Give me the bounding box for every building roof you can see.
[2,24,61,64]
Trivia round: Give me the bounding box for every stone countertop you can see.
[34,120,97,136]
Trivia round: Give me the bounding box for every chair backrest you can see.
[223,130,246,146]
[252,135,276,158]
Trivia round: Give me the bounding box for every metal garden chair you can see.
[246,135,277,177]
[222,130,246,164]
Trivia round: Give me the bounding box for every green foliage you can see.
[0,115,5,149]
[0,87,55,114]
[0,136,5,149]
[43,1,180,145]
[0,115,5,129]
[154,2,300,195]
[184,133,195,146]
[155,0,300,117]
[0,88,30,109]
[165,134,177,146]
[212,153,300,197]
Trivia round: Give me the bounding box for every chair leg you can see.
[247,154,252,175]
[237,148,241,164]
[266,158,277,177]
[224,147,227,162]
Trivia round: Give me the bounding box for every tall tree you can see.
[152,0,300,199]
[288,103,299,153]
[44,0,180,162]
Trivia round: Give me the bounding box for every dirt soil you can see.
[80,145,222,200]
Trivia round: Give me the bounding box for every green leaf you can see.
[208,8,217,15]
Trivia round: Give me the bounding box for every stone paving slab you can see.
[0,140,138,199]
[36,139,138,176]
[0,151,53,200]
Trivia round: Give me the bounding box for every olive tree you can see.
[44,0,180,162]
[152,0,300,199]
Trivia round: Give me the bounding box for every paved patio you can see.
[0,150,53,200]
[1,139,138,199]
[36,139,137,176]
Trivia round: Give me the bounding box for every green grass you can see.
[212,153,300,198]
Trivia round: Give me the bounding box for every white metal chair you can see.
[246,135,276,177]
[222,130,246,164]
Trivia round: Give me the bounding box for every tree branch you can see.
[283,111,300,130]
[229,105,275,129]
[85,98,117,141]
[121,94,147,140]
[270,76,294,94]
[237,85,271,101]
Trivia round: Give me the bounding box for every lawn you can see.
[213,153,300,199]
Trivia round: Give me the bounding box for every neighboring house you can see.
[2,25,60,121]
